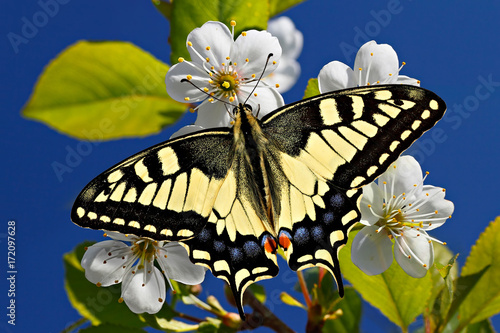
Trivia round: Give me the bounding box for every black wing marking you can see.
[71,129,233,241]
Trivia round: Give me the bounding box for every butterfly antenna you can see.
[243,53,274,106]
[180,79,237,110]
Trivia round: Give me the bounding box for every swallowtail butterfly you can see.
[71,84,446,318]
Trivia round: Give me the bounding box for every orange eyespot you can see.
[279,233,291,250]
[263,236,277,254]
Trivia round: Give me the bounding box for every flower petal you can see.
[354,41,399,85]
[264,57,300,93]
[170,125,205,139]
[351,225,393,275]
[81,240,130,286]
[157,243,207,285]
[318,61,356,92]
[165,61,210,103]
[105,231,137,242]
[379,155,423,199]
[238,83,284,119]
[397,75,420,86]
[187,21,233,67]
[232,30,282,78]
[411,185,454,230]
[360,182,384,226]
[268,16,303,60]
[394,228,433,278]
[194,100,232,128]
[121,266,166,314]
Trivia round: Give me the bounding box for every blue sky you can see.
[2,1,500,332]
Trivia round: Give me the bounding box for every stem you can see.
[242,290,295,333]
[297,271,312,308]
[60,317,89,333]
[175,311,204,324]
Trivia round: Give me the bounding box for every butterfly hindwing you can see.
[71,130,233,241]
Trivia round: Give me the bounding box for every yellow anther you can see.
[230,20,236,26]
[377,80,380,84]
[402,61,406,65]
[442,189,446,192]
[206,46,211,51]
[393,195,396,199]
[208,80,214,84]
[230,120,235,125]
[203,87,209,92]
[178,57,184,62]
[408,255,411,259]
[435,210,438,214]
[234,62,237,66]
[229,97,235,102]
[251,74,256,78]
[118,297,124,303]
[419,222,423,228]
[209,72,213,77]
[398,209,402,213]
[367,82,371,85]
[275,83,280,88]
[103,233,108,237]
[426,193,429,196]
[443,242,447,245]
[254,93,258,97]
[428,240,432,243]
[222,81,230,89]
[226,56,230,60]
[416,208,420,212]
[367,204,372,208]
[426,171,430,175]
[393,165,397,168]
[189,108,195,113]
[187,41,192,47]
[158,298,163,303]
[370,52,373,56]
[359,67,362,71]
[245,58,249,62]
[383,181,387,184]
[423,264,427,267]
[409,203,412,206]
[206,57,210,62]
[96,282,102,287]
[388,73,393,76]
[417,80,421,84]
[208,98,214,102]
[186,75,192,80]
[242,31,247,36]
[222,62,225,66]
[448,215,452,219]
[272,61,276,65]
[184,97,190,101]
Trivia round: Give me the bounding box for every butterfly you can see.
[71,84,446,319]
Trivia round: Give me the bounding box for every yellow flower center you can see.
[131,239,157,269]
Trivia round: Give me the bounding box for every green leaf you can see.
[338,229,432,330]
[268,0,307,17]
[425,243,459,331]
[143,316,199,332]
[280,292,307,310]
[322,287,362,333]
[169,0,269,64]
[460,318,496,333]
[23,41,186,140]
[77,324,148,333]
[197,318,237,333]
[152,0,172,20]
[247,283,266,303]
[64,242,146,328]
[458,217,500,327]
[303,78,320,99]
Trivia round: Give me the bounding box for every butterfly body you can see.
[71,85,446,319]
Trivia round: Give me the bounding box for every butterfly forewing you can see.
[262,84,446,189]
[71,130,233,241]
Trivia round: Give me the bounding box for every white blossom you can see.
[266,16,303,93]
[351,156,454,278]
[81,232,206,314]
[165,21,284,128]
[318,40,420,93]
